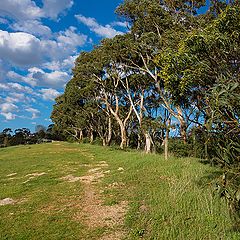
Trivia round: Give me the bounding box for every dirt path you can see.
[62,161,128,240]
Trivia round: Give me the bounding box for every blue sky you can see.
[0,0,125,132]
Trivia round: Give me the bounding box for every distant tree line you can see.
[0,124,66,147]
[51,0,240,226]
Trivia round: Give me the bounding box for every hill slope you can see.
[0,142,239,239]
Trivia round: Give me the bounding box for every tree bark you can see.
[119,122,127,149]
[144,132,152,154]
[79,130,83,142]
[176,106,187,144]
[164,118,170,160]
[137,132,141,150]
[106,116,112,146]
[89,129,94,143]
[180,121,187,144]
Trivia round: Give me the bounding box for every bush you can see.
[168,138,193,157]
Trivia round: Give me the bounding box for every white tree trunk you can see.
[144,132,151,154]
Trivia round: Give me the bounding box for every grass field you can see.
[0,142,239,239]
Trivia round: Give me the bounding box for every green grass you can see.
[0,142,239,239]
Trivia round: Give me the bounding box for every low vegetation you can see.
[50,1,240,223]
[1,142,240,239]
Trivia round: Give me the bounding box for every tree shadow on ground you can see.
[196,168,223,188]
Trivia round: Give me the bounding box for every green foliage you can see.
[49,2,240,227]
[168,138,193,157]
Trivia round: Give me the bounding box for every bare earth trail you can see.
[61,160,128,240]
[1,143,240,239]
[0,144,129,240]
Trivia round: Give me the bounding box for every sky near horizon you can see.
[0,0,125,132]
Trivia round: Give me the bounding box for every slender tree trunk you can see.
[74,129,78,140]
[102,138,106,146]
[165,118,171,160]
[79,130,83,142]
[90,129,94,143]
[180,121,187,144]
[106,116,112,146]
[119,123,127,149]
[137,132,141,150]
[3,137,9,147]
[105,93,132,150]
[144,132,152,154]
[176,106,187,144]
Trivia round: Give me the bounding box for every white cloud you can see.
[26,107,40,119]
[57,26,88,49]
[0,82,34,94]
[0,83,9,90]
[0,29,87,67]
[0,30,42,66]
[5,96,20,103]
[7,71,37,86]
[0,102,18,120]
[5,92,34,104]
[11,20,52,37]
[42,0,73,19]
[0,0,43,21]
[28,68,70,88]
[43,55,78,71]
[7,67,71,88]
[75,14,124,38]
[111,21,128,28]
[1,112,16,120]
[0,102,18,113]
[39,88,61,101]
[0,0,73,21]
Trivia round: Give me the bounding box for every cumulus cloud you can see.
[0,30,42,66]
[42,55,78,71]
[39,88,61,101]
[75,14,124,38]
[57,27,88,49]
[28,68,70,88]
[42,0,73,19]
[0,82,34,94]
[0,0,43,21]
[0,102,18,113]
[26,107,40,119]
[111,21,128,28]
[7,67,71,88]
[1,112,16,120]
[6,92,34,104]
[0,102,18,120]
[0,29,87,67]
[0,0,73,21]
[7,71,37,86]
[11,20,52,37]
[0,83,9,90]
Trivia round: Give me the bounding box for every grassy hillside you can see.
[0,142,239,239]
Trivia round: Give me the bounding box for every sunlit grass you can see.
[0,143,239,239]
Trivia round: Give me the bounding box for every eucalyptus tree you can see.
[94,39,134,149]
[116,0,206,143]
[1,128,12,147]
[73,49,121,146]
[51,94,84,141]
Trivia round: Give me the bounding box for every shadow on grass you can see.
[196,169,223,187]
